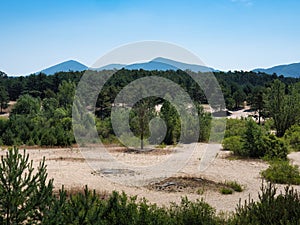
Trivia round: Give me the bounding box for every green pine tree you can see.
[0,147,54,224]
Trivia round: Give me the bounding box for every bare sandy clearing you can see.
[1,145,300,213]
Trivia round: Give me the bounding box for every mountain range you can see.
[36,58,300,78]
[252,63,300,78]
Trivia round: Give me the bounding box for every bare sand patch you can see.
[2,145,300,213]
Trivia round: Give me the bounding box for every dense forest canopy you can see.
[0,69,298,147]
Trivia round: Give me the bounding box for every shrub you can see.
[229,120,287,160]
[222,136,243,155]
[169,197,219,225]
[224,119,246,138]
[261,161,300,185]
[220,188,233,195]
[262,134,288,160]
[225,181,243,192]
[230,183,300,225]
[241,119,265,158]
[0,147,54,224]
[284,124,300,151]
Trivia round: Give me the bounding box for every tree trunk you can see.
[141,131,144,150]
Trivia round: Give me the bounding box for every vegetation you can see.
[0,69,298,148]
[261,160,300,185]
[230,183,300,225]
[0,147,53,224]
[266,80,300,137]
[2,147,300,224]
[0,86,9,113]
[220,187,233,195]
[225,181,243,192]
[222,119,288,159]
[284,124,300,151]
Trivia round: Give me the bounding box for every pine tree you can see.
[0,147,54,224]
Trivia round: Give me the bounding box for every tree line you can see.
[0,69,298,147]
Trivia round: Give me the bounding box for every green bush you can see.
[222,136,243,154]
[0,147,54,224]
[261,161,300,185]
[169,197,219,225]
[229,183,300,225]
[262,134,288,160]
[225,181,243,192]
[241,119,266,158]
[224,119,246,138]
[226,120,287,160]
[220,188,233,195]
[284,124,300,151]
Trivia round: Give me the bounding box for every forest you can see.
[0,69,300,224]
[0,69,298,148]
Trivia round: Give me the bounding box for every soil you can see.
[1,144,299,213]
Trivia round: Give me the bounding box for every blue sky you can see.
[1,0,300,75]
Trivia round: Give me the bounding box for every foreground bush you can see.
[229,183,300,225]
[261,160,300,185]
[0,147,54,224]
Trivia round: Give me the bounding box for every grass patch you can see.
[225,181,243,192]
[261,160,300,185]
[220,187,233,195]
[156,143,166,149]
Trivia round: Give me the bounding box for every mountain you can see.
[96,63,125,71]
[124,61,178,71]
[38,60,88,75]
[36,58,300,77]
[97,57,216,72]
[253,62,300,78]
[151,57,216,72]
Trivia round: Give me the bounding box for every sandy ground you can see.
[227,106,256,119]
[2,144,299,213]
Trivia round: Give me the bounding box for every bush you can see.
[224,119,246,138]
[222,136,243,154]
[225,181,243,192]
[230,183,300,225]
[169,197,219,225]
[0,147,54,224]
[262,134,288,160]
[284,124,300,151]
[241,119,265,158]
[220,188,233,195]
[261,161,300,185]
[227,120,287,160]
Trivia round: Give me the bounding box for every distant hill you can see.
[124,61,178,71]
[253,62,300,78]
[35,58,300,77]
[38,60,88,75]
[151,57,216,72]
[37,58,215,74]
[96,63,125,71]
[97,57,216,72]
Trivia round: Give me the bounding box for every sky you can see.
[1,0,300,75]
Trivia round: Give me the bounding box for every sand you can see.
[2,143,299,213]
